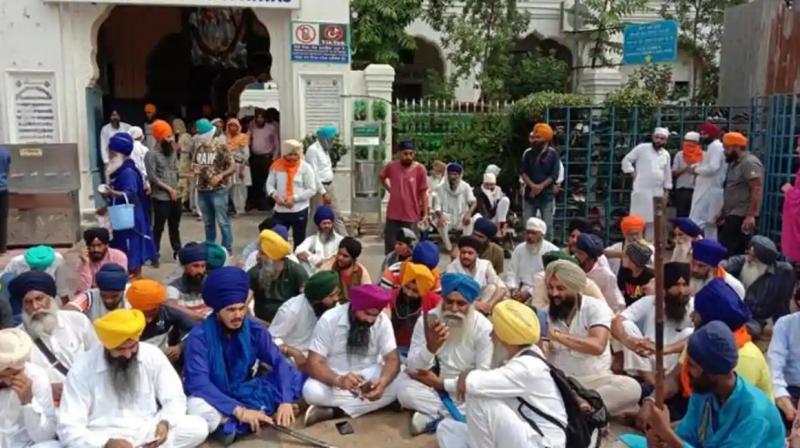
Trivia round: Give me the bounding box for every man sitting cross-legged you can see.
[397,273,493,436]
[184,267,305,445]
[57,309,208,448]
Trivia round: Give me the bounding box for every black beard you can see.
[400,159,413,167]
[347,308,373,355]
[701,136,714,145]
[88,250,106,262]
[448,179,459,189]
[653,142,665,150]
[665,294,689,321]
[690,372,714,394]
[311,301,332,317]
[725,152,738,163]
[105,350,139,403]
[160,140,174,157]
[531,141,546,152]
[184,273,205,292]
[395,289,421,320]
[548,297,576,321]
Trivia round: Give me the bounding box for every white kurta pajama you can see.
[505,240,559,297]
[621,143,672,238]
[25,310,99,383]
[397,309,493,418]
[57,343,207,448]
[269,293,327,352]
[689,139,726,240]
[304,141,348,236]
[302,304,401,417]
[0,363,59,448]
[294,232,344,276]
[435,181,477,250]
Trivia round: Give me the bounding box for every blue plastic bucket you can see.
[108,194,135,231]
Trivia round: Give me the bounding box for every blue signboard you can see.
[623,20,679,65]
[291,21,350,64]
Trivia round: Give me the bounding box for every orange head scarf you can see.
[225,118,249,151]
[532,123,554,142]
[271,140,303,200]
[620,215,646,234]
[682,131,703,165]
[723,132,748,147]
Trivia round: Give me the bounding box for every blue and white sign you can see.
[623,20,679,65]
[291,21,350,64]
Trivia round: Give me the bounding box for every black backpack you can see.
[517,350,607,448]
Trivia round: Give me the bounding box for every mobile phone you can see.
[358,381,374,393]
[335,421,354,435]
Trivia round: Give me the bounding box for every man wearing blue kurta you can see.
[621,321,785,448]
[184,266,304,445]
[104,132,156,275]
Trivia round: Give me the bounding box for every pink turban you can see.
[350,284,393,311]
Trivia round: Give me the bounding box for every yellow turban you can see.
[492,300,540,345]
[259,229,291,261]
[94,309,146,349]
[722,132,748,147]
[399,262,435,296]
[532,123,554,142]
[127,279,166,311]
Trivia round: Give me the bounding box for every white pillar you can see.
[363,65,395,163]
[578,67,623,105]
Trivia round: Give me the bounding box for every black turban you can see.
[339,237,362,259]
[664,262,690,289]
[83,227,110,245]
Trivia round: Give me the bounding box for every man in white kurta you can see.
[505,217,558,303]
[446,236,506,315]
[621,127,673,239]
[58,309,208,448]
[0,328,59,448]
[304,126,348,236]
[437,300,567,448]
[295,206,343,276]
[269,271,340,354]
[397,273,493,435]
[99,109,131,168]
[434,164,477,252]
[690,123,726,240]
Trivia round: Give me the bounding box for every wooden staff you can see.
[267,423,338,448]
[653,195,667,408]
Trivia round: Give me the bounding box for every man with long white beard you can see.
[167,242,211,320]
[58,309,208,448]
[295,206,344,275]
[670,218,704,263]
[248,229,308,323]
[398,273,492,436]
[473,171,510,236]
[433,163,477,254]
[622,127,673,240]
[0,328,59,447]
[9,271,98,400]
[505,218,558,304]
[689,239,745,298]
[446,236,506,315]
[721,235,796,336]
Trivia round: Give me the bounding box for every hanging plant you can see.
[353,100,368,121]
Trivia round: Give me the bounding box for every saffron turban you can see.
[152,120,173,142]
[95,263,128,292]
[492,300,541,345]
[575,233,605,259]
[83,227,110,245]
[483,173,496,184]
[94,309,146,349]
[653,127,670,138]
[144,103,157,114]
[458,235,483,252]
[317,126,337,139]
[0,328,33,371]
[441,272,480,303]
[671,218,703,238]
[339,237,362,259]
[109,133,134,156]
[542,250,579,268]
[25,245,55,271]
[9,271,56,307]
[750,235,778,265]
[694,278,751,330]
[314,206,335,226]
[446,163,463,174]
[202,267,250,312]
[692,239,728,267]
[178,242,207,265]
[664,262,690,289]
[620,215,646,233]
[128,127,144,141]
[699,122,721,139]
[195,119,214,135]
[205,243,227,270]
[687,321,738,375]
[282,139,303,157]
[473,217,497,239]
[350,284,393,311]
[272,224,290,241]
[127,279,166,311]
[304,271,339,302]
[723,132,748,147]
[400,262,435,297]
[532,123,554,142]
[526,217,547,234]
[259,229,291,261]
[625,242,653,268]
[412,241,440,270]
[545,259,587,292]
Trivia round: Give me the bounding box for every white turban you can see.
[485,164,501,177]
[684,131,700,142]
[0,328,33,371]
[128,127,144,141]
[653,127,670,138]
[483,173,496,184]
[526,217,547,234]
[282,139,304,157]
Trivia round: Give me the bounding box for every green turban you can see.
[304,271,339,302]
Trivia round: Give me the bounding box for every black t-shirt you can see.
[617,266,655,306]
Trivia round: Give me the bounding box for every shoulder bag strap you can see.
[33,337,69,376]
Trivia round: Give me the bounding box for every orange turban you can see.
[722,132,748,147]
[127,279,166,311]
[144,103,157,114]
[620,215,646,233]
[532,123,554,142]
[399,262,435,296]
[152,120,173,142]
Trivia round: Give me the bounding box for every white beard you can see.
[106,155,125,177]
[22,301,60,339]
[740,260,768,289]
[671,241,692,263]
[439,306,477,353]
[527,241,543,254]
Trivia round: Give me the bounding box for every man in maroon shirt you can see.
[379,140,429,254]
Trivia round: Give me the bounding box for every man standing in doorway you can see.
[719,132,763,255]
[306,126,348,236]
[520,123,560,238]
[622,127,673,240]
[379,140,429,254]
[193,119,236,254]
[146,119,182,265]
[99,109,130,180]
[249,108,280,211]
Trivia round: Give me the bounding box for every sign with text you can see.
[43,0,300,8]
[623,20,679,65]
[291,21,350,64]
[5,71,59,144]
[302,76,343,136]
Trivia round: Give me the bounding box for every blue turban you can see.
[575,233,605,259]
[441,272,481,303]
[95,263,128,292]
[195,118,214,135]
[8,271,57,308]
[178,242,207,265]
[271,224,289,241]
[314,206,335,227]
[317,126,337,139]
[692,239,728,267]
[109,133,134,156]
[412,241,440,270]
[687,321,739,375]
[446,163,463,174]
[695,278,751,330]
[398,140,416,151]
[672,218,703,238]
[202,267,250,312]
[473,218,497,239]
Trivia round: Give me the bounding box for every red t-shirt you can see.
[381,161,428,222]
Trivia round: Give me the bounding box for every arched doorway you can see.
[394,36,447,100]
